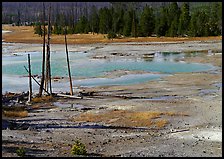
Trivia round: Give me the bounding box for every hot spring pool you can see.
[2,49,216,93]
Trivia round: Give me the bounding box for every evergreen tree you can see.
[178,2,190,36]
[99,7,112,34]
[75,16,89,33]
[16,10,21,26]
[53,13,63,34]
[123,8,133,37]
[34,22,43,36]
[139,5,155,37]
[67,3,75,34]
[112,7,124,35]
[208,2,221,36]
[216,2,222,35]
[156,6,168,37]
[89,5,99,34]
[167,2,180,37]
[188,11,198,37]
[189,10,209,37]
[131,10,138,37]
[27,2,221,37]
[98,8,106,34]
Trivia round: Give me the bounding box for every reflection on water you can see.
[184,52,203,57]
[142,57,154,62]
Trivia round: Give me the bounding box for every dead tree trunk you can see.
[24,66,50,95]
[38,2,46,97]
[48,4,52,94]
[64,27,73,95]
[28,54,32,102]
[45,3,52,94]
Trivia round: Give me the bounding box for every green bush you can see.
[34,23,43,36]
[71,140,87,156]
[16,147,26,157]
[107,31,117,39]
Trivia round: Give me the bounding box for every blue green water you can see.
[2,51,214,77]
[2,51,216,92]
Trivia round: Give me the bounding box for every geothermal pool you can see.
[2,45,215,93]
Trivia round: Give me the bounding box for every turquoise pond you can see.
[2,51,216,92]
[2,51,214,77]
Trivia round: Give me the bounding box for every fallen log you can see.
[24,66,50,95]
[170,128,190,134]
[79,91,95,96]
[56,93,82,99]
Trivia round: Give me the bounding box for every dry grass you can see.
[163,112,189,116]
[32,95,54,103]
[73,110,188,128]
[155,119,168,128]
[2,25,222,44]
[31,105,41,109]
[3,110,28,118]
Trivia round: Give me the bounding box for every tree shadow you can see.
[3,118,157,131]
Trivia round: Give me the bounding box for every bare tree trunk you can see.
[64,27,73,95]
[28,54,32,102]
[45,53,49,91]
[38,2,46,97]
[48,4,52,94]
[45,3,52,94]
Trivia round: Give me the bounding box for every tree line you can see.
[33,2,222,38]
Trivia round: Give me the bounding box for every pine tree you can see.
[167,2,180,37]
[178,2,190,36]
[67,3,75,34]
[156,6,168,37]
[16,10,21,26]
[75,16,89,33]
[99,7,112,34]
[53,13,63,34]
[34,22,43,36]
[198,10,210,36]
[188,11,198,37]
[217,2,222,35]
[123,8,133,37]
[131,10,137,38]
[112,6,124,35]
[98,8,106,34]
[139,5,155,37]
[89,5,99,34]
[189,10,209,37]
[208,2,221,36]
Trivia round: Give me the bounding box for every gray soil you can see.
[2,40,222,157]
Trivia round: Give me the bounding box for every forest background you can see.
[2,2,222,38]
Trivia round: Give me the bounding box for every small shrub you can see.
[71,140,87,156]
[32,95,53,103]
[3,110,28,118]
[107,31,117,39]
[16,147,26,157]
